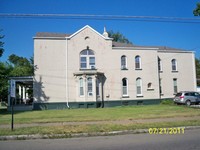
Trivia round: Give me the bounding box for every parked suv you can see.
[173,91,200,106]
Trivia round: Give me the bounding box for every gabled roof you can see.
[112,42,189,52]
[67,25,112,40]
[112,41,134,47]
[34,25,112,40]
[35,32,71,37]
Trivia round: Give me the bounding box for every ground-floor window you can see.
[173,78,178,94]
[122,78,128,96]
[136,78,142,96]
[87,77,93,96]
[79,78,84,96]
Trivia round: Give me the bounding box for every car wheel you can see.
[186,100,191,106]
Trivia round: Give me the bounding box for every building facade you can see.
[33,25,196,109]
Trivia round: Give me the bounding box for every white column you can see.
[26,88,29,99]
[23,86,26,104]
[19,85,21,104]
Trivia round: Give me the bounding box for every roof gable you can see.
[67,25,112,40]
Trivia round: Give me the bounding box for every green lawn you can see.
[1,104,200,125]
[1,104,200,136]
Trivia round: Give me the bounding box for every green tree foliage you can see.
[108,30,133,44]
[0,30,4,57]
[193,2,200,16]
[0,54,34,102]
[0,62,12,101]
[8,54,34,76]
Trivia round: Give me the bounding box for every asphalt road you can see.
[1,129,200,150]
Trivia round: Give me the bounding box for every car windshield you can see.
[194,92,200,96]
[175,93,182,97]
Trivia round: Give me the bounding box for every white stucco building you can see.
[33,25,196,109]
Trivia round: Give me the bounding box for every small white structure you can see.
[8,76,33,107]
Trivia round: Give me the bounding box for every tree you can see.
[108,30,133,44]
[193,2,200,16]
[0,62,12,102]
[8,54,34,76]
[0,30,4,57]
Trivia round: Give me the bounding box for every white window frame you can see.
[79,78,84,97]
[121,55,127,69]
[173,78,178,94]
[172,59,177,71]
[136,78,143,96]
[135,55,142,70]
[87,77,93,96]
[122,78,128,97]
[80,49,95,69]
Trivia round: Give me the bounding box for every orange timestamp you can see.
[148,127,185,134]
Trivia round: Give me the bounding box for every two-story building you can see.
[33,25,196,109]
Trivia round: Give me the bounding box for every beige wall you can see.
[34,38,67,102]
[158,51,196,98]
[33,26,196,104]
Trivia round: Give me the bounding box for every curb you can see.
[1,126,200,141]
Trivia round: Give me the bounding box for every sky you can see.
[0,0,200,61]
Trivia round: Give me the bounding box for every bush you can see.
[160,99,174,105]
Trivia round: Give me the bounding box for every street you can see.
[1,128,200,150]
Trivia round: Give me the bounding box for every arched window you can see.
[122,78,128,96]
[171,59,177,71]
[121,55,127,69]
[147,82,152,89]
[80,49,95,69]
[79,78,84,96]
[135,55,141,69]
[136,78,142,96]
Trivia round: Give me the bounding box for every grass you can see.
[1,103,200,136]
[1,104,200,125]
[1,120,200,136]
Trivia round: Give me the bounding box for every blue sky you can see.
[0,0,200,61]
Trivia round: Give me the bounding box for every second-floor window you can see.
[135,55,141,70]
[121,55,127,69]
[80,49,95,69]
[171,59,177,71]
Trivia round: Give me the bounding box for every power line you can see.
[1,13,200,24]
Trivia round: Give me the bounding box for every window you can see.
[79,78,84,96]
[121,55,127,69]
[147,83,152,89]
[87,77,93,96]
[135,55,141,69]
[173,78,178,94]
[122,78,128,96]
[80,49,95,69]
[172,59,177,71]
[136,78,142,96]
[158,57,162,72]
